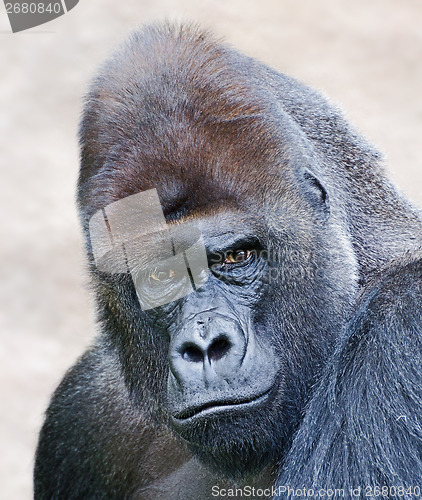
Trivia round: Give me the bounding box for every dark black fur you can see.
[276,256,422,496]
[34,23,422,499]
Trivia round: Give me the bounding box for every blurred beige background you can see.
[1,0,421,498]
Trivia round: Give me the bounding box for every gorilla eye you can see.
[149,268,176,283]
[224,249,251,265]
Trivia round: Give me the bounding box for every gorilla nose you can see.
[169,314,247,380]
[181,335,232,364]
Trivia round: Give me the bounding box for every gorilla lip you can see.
[172,388,273,422]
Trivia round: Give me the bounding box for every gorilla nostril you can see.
[182,344,204,363]
[207,336,231,362]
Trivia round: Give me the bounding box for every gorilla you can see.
[34,23,422,499]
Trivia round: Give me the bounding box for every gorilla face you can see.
[89,174,359,477]
[79,26,360,478]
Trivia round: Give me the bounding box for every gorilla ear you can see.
[301,169,330,219]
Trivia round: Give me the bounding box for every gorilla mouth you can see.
[172,388,272,421]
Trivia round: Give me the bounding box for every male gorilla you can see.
[34,23,422,499]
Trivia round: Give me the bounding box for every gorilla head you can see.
[75,23,418,481]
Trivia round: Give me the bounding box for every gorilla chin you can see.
[175,398,288,479]
[170,375,289,478]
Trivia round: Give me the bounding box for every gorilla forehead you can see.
[78,25,306,219]
[81,105,292,218]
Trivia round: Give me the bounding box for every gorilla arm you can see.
[33,348,194,499]
[276,254,422,494]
